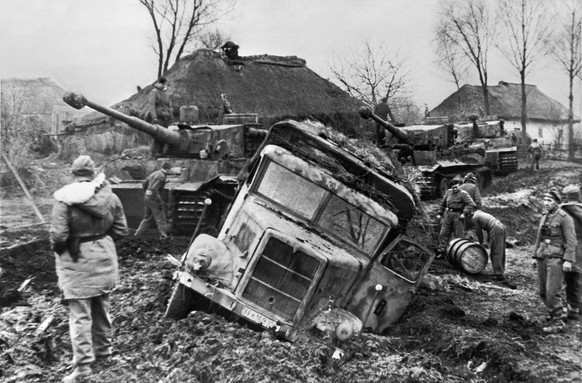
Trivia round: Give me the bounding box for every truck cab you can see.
[167,120,434,341]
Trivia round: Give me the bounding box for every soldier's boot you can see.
[63,364,92,383]
[542,317,566,333]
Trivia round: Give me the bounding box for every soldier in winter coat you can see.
[532,187,577,333]
[50,155,128,382]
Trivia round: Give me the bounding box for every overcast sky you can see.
[1,0,580,114]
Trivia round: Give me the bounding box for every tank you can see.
[454,116,519,175]
[62,91,268,235]
[359,106,493,199]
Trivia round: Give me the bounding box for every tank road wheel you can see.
[438,177,450,198]
[165,282,198,320]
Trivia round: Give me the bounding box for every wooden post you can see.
[0,152,45,223]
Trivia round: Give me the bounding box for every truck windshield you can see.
[256,161,386,255]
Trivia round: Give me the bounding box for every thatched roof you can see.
[70,48,365,132]
[430,81,579,123]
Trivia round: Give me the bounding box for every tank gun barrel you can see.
[63,91,181,146]
[359,106,410,145]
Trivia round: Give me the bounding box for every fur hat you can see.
[71,155,95,178]
[543,187,561,203]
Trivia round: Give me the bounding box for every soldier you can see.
[532,187,577,333]
[459,173,482,210]
[461,208,514,287]
[149,77,173,156]
[435,179,476,258]
[50,155,129,382]
[561,184,582,322]
[373,97,392,147]
[135,163,172,240]
[528,138,544,170]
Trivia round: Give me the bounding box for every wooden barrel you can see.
[446,238,488,274]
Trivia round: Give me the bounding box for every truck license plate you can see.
[241,307,276,328]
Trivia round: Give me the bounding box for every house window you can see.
[538,127,543,138]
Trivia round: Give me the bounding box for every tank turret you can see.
[359,106,411,145]
[63,91,268,235]
[63,91,267,160]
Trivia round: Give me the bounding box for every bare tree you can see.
[139,0,235,78]
[434,24,470,90]
[545,1,582,160]
[329,40,411,122]
[435,0,497,115]
[496,0,552,140]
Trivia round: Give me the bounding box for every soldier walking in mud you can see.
[560,184,582,322]
[532,187,577,333]
[50,155,129,382]
[435,179,476,258]
[135,162,172,240]
[528,139,544,171]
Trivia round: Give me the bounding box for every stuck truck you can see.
[165,118,434,342]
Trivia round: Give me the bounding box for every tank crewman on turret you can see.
[461,208,515,287]
[373,97,391,147]
[436,179,476,258]
[561,184,582,322]
[533,187,577,333]
[135,163,172,241]
[460,173,482,210]
[148,77,173,155]
[528,139,544,171]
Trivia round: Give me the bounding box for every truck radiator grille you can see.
[242,238,320,320]
[498,152,518,172]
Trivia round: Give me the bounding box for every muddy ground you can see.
[0,160,581,382]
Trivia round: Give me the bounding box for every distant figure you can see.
[560,184,582,322]
[149,77,173,156]
[528,139,544,170]
[221,93,233,114]
[533,187,577,333]
[374,97,391,147]
[50,155,129,382]
[135,163,172,240]
[460,173,482,210]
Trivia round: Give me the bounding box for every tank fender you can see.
[185,234,235,287]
